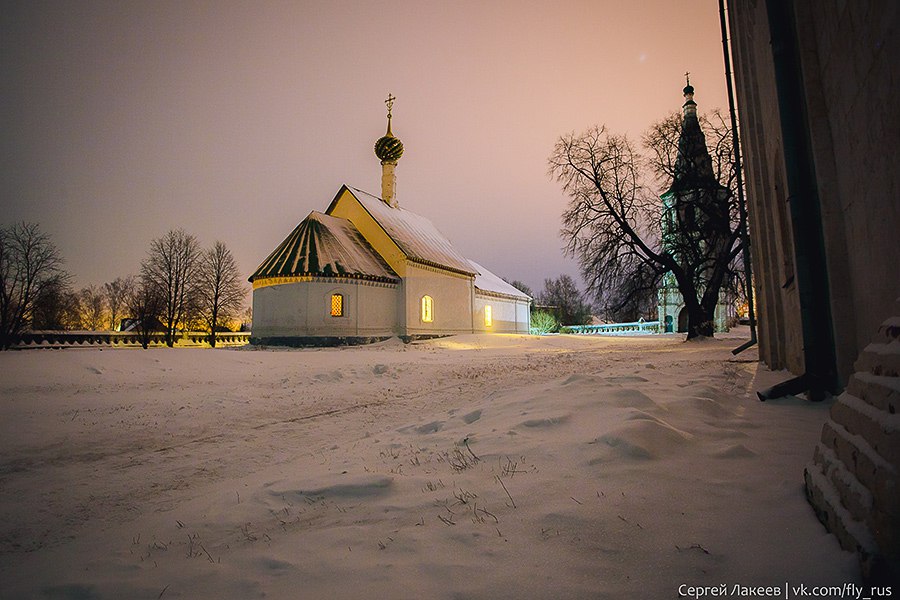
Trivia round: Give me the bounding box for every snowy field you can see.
[0,330,859,599]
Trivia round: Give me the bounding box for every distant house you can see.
[118,316,165,333]
[248,100,530,345]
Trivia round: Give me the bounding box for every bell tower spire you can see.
[682,71,697,117]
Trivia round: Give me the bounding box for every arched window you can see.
[484,305,493,327]
[330,293,344,317]
[421,295,434,323]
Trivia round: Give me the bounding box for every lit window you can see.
[421,295,434,323]
[484,305,493,327]
[330,293,344,317]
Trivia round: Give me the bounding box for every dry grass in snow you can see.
[0,330,858,599]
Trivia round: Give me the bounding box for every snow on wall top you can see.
[249,211,399,283]
[338,186,477,276]
[470,261,532,300]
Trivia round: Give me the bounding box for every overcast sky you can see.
[1,0,731,296]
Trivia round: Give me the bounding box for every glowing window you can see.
[330,293,344,317]
[484,305,493,327]
[421,295,434,323]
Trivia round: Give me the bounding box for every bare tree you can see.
[644,110,747,304]
[141,229,201,347]
[503,278,533,299]
[536,274,593,326]
[549,105,743,339]
[31,280,79,330]
[645,110,735,192]
[0,222,69,349]
[240,305,253,332]
[197,241,245,347]
[126,276,164,349]
[104,276,134,331]
[77,285,107,331]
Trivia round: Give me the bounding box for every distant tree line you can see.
[4,222,602,349]
[504,274,594,334]
[0,222,247,350]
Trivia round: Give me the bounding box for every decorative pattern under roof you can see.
[249,211,398,283]
[336,186,477,276]
[470,261,532,300]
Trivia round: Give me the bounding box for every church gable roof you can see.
[249,211,398,283]
[470,261,532,300]
[328,185,477,277]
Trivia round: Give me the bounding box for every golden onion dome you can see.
[374,134,404,162]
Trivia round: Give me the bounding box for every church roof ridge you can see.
[335,185,478,277]
[470,261,532,300]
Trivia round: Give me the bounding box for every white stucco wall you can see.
[474,293,531,334]
[402,262,474,336]
[251,278,400,340]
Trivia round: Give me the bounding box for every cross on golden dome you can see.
[375,93,403,162]
[385,93,396,118]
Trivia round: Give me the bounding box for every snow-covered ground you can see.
[0,330,859,599]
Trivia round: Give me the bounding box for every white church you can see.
[249,96,531,346]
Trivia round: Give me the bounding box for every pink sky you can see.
[1,0,731,296]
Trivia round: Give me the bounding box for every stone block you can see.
[804,463,875,557]
[855,343,900,378]
[846,372,900,414]
[830,392,900,467]
[818,420,895,517]
[813,443,873,521]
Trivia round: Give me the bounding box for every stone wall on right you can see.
[727,0,899,383]
[727,0,898,584]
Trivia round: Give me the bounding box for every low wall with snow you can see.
[9,331,250,348]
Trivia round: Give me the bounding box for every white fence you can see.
[564,319,661,336]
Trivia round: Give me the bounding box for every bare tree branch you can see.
[141,229,201,347]
[549,110,745,337]
[196,241,245,347]
[104,276,134,331]
[126,276,164,349]
[0,222,69,348]
[77,285,107,331]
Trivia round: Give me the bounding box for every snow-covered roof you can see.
[334,186,477,276]
[249,211,399,283]
[470,261,532,300]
